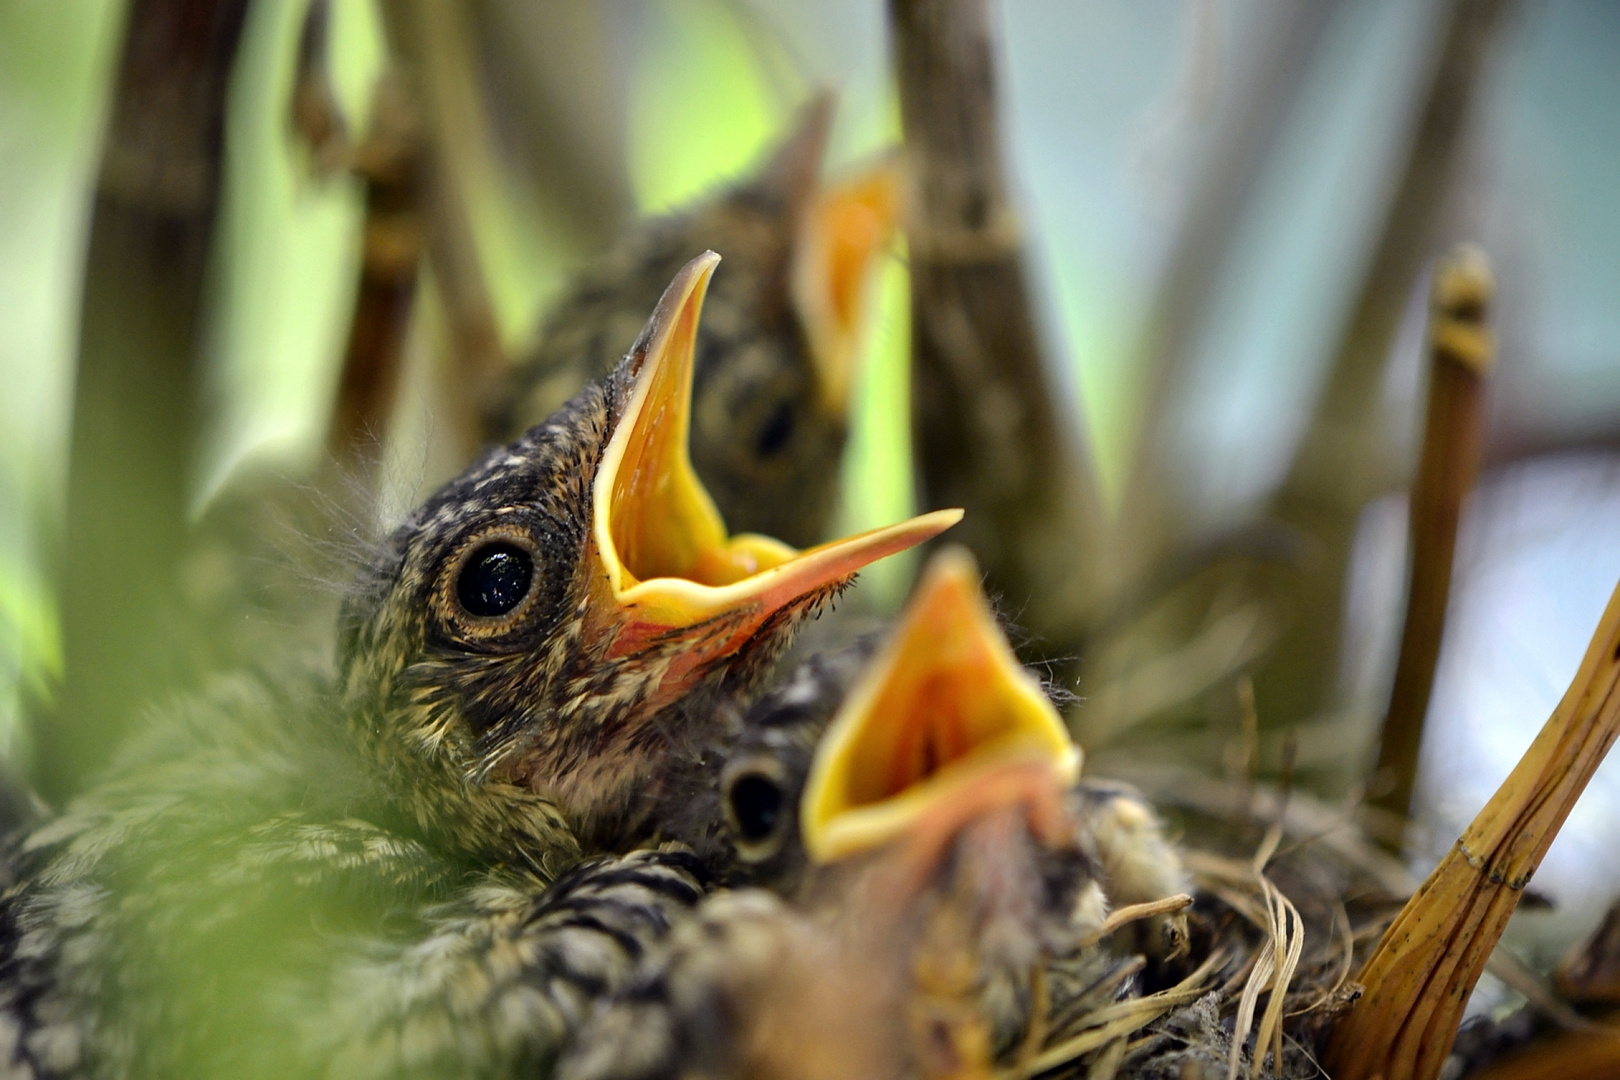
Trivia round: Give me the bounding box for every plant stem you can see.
[1325,568,1620,1080]
[888,0,1104,664]
[1372,244,1495,824]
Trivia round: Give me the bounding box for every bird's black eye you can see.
[754,400,795,458]
[456,542,534,618]
[728,771,785,845]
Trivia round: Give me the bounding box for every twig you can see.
[1485,946,1609,1035]
[464,2,633,250]
[887,0,1105,664]
[321,72,425,476]
[1252,0,1511,758]
[1083,1035,1127,1080]
[289,0,348,176]
[1469,1029,1620,1080]
[1017,950,1226,1077]
[288,0,426,477]
[1558,896,1620,1005]
[376,0,506,463]
[44,0,252,801]
[1324,569,1620,1080]
[1110,763,1417,897]
[1046,956,1146,1040]
[1077,893,1195,949]
[1372,244,1496,823]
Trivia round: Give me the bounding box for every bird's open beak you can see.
[793,159,903,416]
[591,251,960,698]
[799,547,1081,863]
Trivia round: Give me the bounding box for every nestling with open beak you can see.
[596,549,1180,1075]
[340,250,956,853]
[556,605,1090,1080]
[0,254,953,1080]
[698,550,1190,960]
[611,548,1191,1073]
[486,95,900,547]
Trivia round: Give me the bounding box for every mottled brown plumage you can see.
[332,252,949,855]
[0,666,709,1080]
[558,755,1085,1080]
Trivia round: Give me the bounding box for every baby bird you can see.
[486,96,900,547]
[707,550,1190,957]
[583,548,1190,1079]
[556,590,1090,1080]
[336,251,955,855]
[556,548,1106,1080]
[0,255,953,1080]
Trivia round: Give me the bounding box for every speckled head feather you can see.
[335,254,956,853]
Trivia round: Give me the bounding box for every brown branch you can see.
[1372,245,1495,822]
[1324,569,1620,1080]
[1559,897,1620,1005]
[376,0,506,464]
[321,74,425,474]
[888,0,1105,660]
[42,0,251,802]
[287,0,425,475]
[1250,0,1511,757]
[289,0,348,175]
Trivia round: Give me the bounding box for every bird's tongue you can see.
[590,251,959,672]
[799,547,1082,865]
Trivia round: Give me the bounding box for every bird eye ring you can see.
[441,527,541,637]
[722,757,791,860]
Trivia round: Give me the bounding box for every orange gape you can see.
[589,250,960,684]
[822,168,901,331]
[796,161,903,416]
[800,547,1082,863]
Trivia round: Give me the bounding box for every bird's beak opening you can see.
[793,160,903,416]
[800,547,1082,864]
[591,251,961,682]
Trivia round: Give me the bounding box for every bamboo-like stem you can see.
[1324,572,1620,1080]
[888,0,1105,660]
[44,0,251,801]
[1372,245,1495,823]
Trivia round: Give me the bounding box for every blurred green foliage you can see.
[0,0,124,757]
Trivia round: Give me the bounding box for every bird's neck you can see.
[344,703,584,878]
